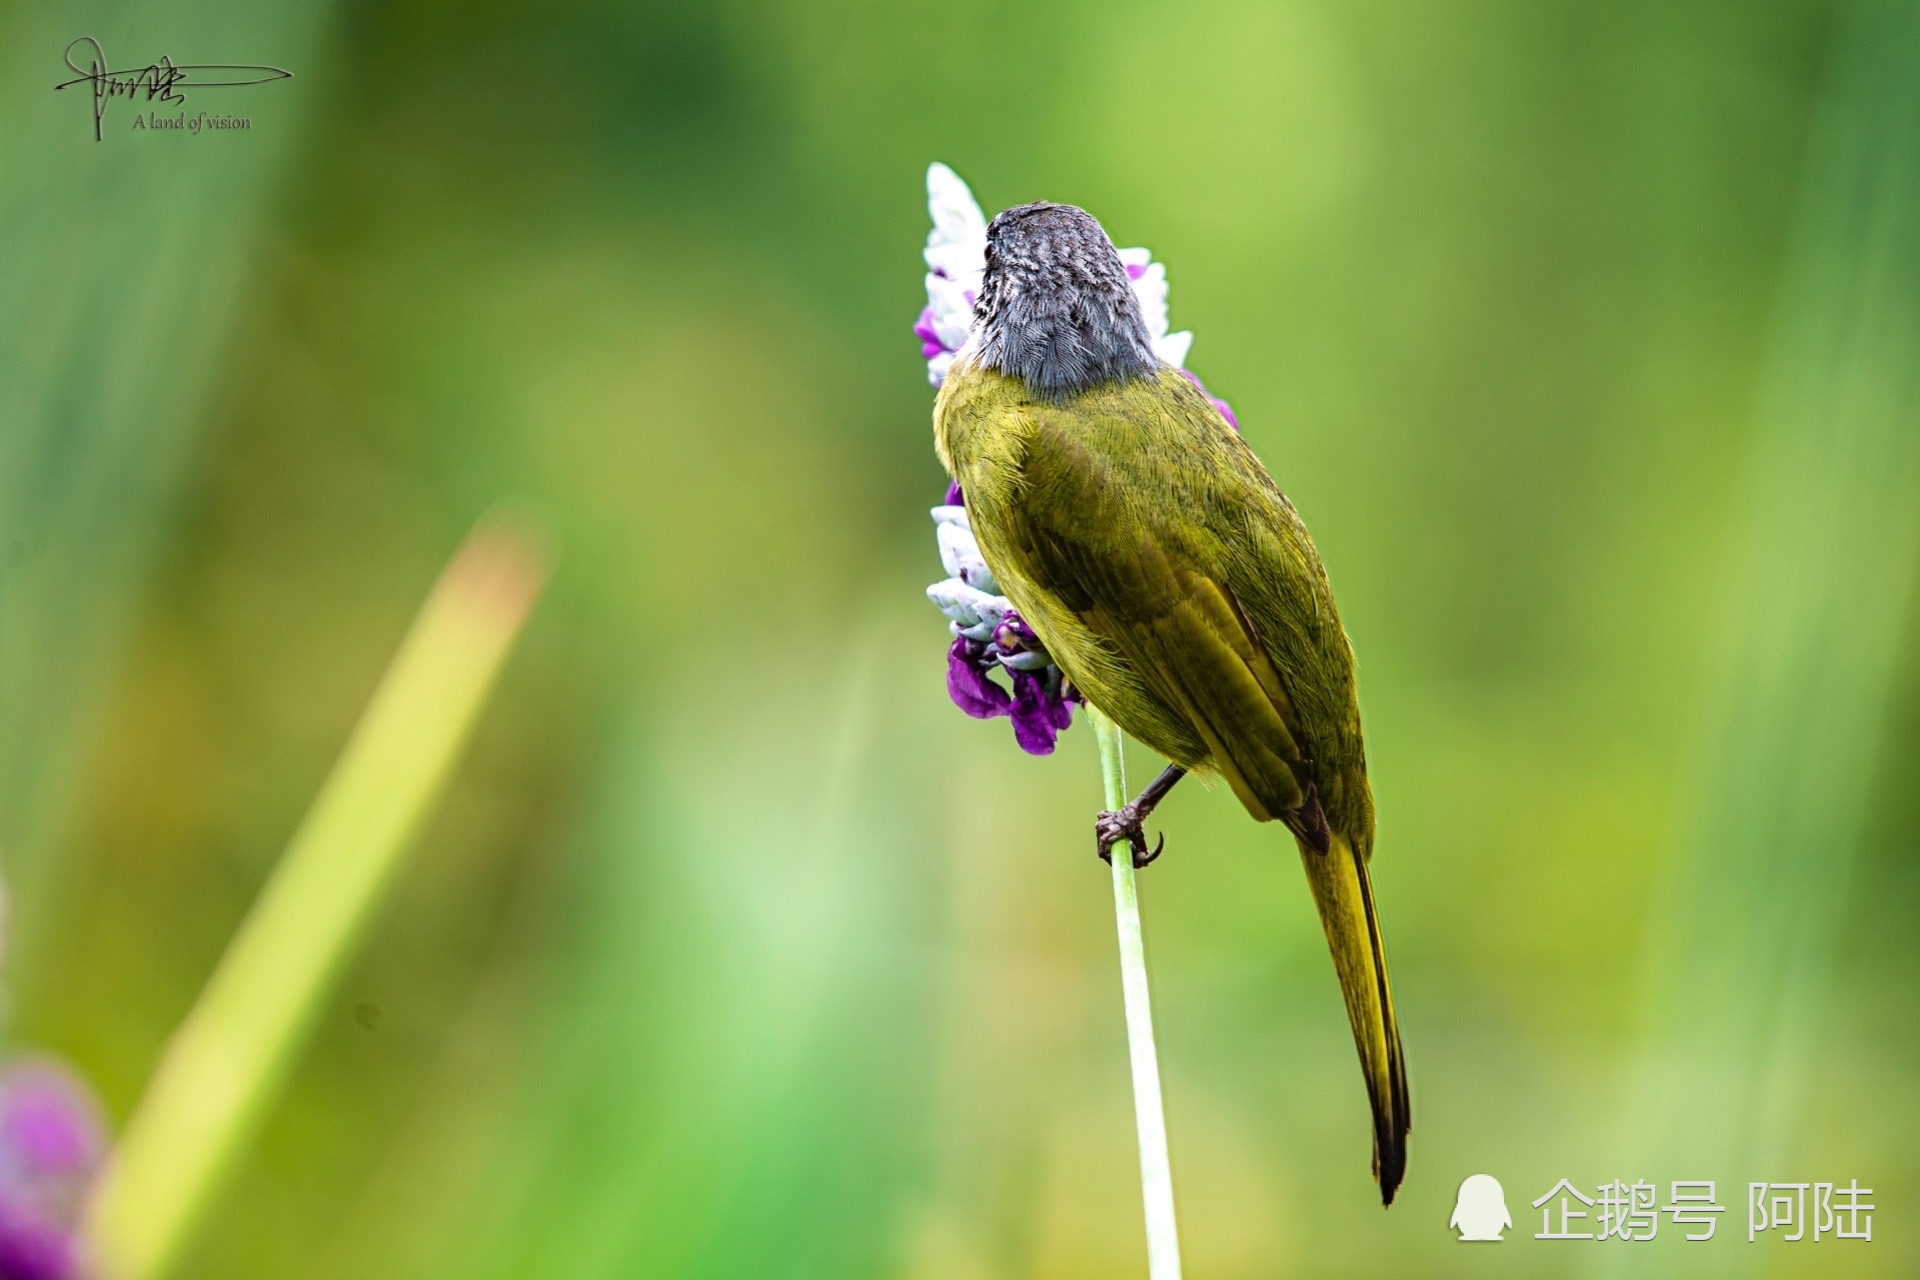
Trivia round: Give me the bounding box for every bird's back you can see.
[936,357,1374,853]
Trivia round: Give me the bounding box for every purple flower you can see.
[913,305,945,361]
[992,614,1041,656]
[0,1061,105,1280]
[0,1214,74,1280]
[1009,669,1076,755]
[927,504,1079,754]
[947,638,1011,719]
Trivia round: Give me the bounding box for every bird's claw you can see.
[1095,807,1165,869]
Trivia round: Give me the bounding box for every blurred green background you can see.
[3,0,1917,1276]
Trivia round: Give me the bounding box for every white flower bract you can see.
[936,522,997,592]
[926,579,1005,639]
[928,507,1009,637]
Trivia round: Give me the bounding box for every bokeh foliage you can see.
[3,0,1916,1277]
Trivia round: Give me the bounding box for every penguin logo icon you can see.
[1449,1174,1513,1241]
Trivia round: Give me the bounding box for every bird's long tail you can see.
[1297,831,1410,1205]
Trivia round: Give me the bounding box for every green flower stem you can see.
[83,518,550,1280]
[1091,707,1183,1280]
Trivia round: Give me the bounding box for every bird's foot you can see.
[1095,805,1165,869]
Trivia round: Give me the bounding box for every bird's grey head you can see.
[970,201,1159,400]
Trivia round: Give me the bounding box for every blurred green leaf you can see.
[84,518,547,1280]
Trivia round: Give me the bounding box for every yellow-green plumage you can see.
[936,355,1411,1203]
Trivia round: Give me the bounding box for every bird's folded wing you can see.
[1000,410,1312,823]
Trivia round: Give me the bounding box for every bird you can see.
[933,199,1410,1204]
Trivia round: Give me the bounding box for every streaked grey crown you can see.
[971,201,1159,400]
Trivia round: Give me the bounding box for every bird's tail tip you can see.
[1298,829,1411,1207]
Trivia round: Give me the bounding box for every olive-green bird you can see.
[934,200,1410,1204]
